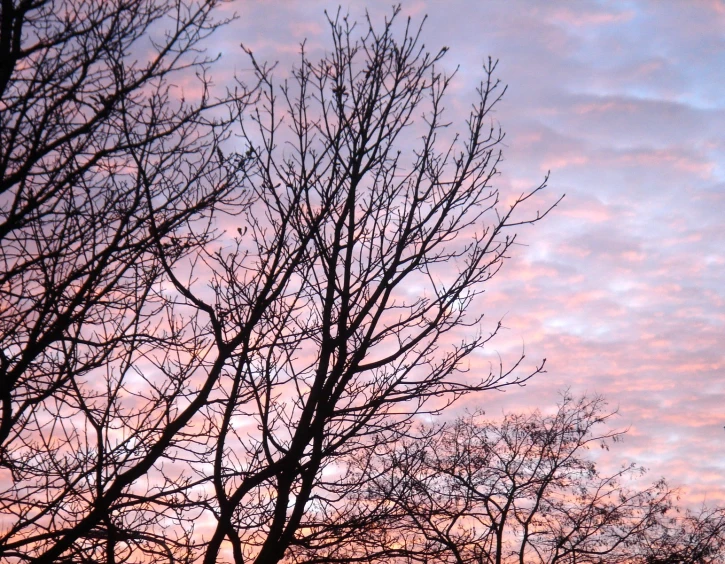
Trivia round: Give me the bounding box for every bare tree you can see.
[0,4,558,563]
[192,9,561,563]
[372,393,679,564]
[0,0,254,562]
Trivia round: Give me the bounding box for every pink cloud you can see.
[548,7,636,27]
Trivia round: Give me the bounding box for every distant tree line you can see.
[0,1,721,562]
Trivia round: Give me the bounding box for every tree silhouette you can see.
[644,506,725,564]
[0,3,560,563]
[1,0,253,561]
[365,393,725,564]
[194,8,560,563]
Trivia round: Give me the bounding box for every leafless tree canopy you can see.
[369,394,670,564]
[5,3,717,564]
[1,0,252,561]
[338,394,725,564]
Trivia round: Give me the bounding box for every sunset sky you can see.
[206,0,725,505]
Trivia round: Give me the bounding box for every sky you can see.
[207,0,725,505]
